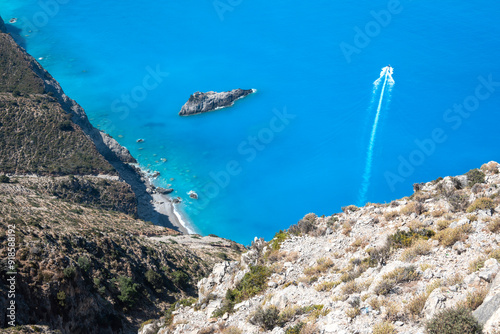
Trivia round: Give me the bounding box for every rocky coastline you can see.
[179,88,255,116]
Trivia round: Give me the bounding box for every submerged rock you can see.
[156,187,174,195]
[179,88,255,116]
[188,190,198,199]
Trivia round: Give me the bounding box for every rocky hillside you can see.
[140,162,500,334]
[0,175,244,333]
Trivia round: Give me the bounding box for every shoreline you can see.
[136,165,197,235]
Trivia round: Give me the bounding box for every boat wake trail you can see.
[358,66,395,205]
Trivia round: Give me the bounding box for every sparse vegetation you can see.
[425,306,483,334]
[374,266,420,295]
[372,321,396,334]
[467,197,495,213]
[466,169,486,187]
[434,224,473,247]
[389,228,435,248]
[213,265,271,317]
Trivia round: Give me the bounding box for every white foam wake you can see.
[358,66,395,205]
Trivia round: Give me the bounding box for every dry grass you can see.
[221,327,243,334]
[488,218,500,233]
[342,222,352,236]
[468,257,486,273]
[481,161,499,174]
[400,202,426,215]
[384,210,399,221]
[315,281,341,292]
[400,239,432,261]
[341,280,362,295]
[374,266,420,295]
[303,258,334,276]
[467,197,495,213]
[436,219,452,231]
[373,321,396,334]
[459,287,488,310]
[345,307,360,319]
[433,224,473,247]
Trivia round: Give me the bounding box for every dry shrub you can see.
[350,236,368,249]
[373,321,396,334]
[222,327,242,334]
[374,266,420,295]
[304,258,334,276]
[384,210,399,221]
[300,323,318,334]
[400,239,432,262]
[198,326,217,334]
[434,224,473,247]
[341,280,362,295]
[406,280,442,318]
[446,272,464,286]
[400,202,426,215]
[342,205,359,213]
[459,287,488,310]
[368,296,382,310]
[342,222,352,236]
[431,207,447,217]
[467,197,495,213]
[437,219,452,231]
[468,257,486,273]
[488,218,500,233]
[345,307,360,319]
[481,161,499,174]
[315,281,340,292]
[383,300,401,321]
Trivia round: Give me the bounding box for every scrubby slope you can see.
[0,178,244,333]
[143,162,500,334]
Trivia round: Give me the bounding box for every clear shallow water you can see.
[2,0,500,244]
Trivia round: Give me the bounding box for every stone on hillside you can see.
[474,273,500,331]
[423,289,447,319]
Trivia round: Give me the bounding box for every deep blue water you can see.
[2,0,500,244]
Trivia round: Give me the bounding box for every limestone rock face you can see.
[179,89,255,116]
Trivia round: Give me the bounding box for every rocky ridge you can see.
[140,162,500,334]
[179,89,255,116]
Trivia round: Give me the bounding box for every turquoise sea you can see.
[2,0,500,244]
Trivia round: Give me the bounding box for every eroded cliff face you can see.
[140,162,500,334]
[179,89,255,116]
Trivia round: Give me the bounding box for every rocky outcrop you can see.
[179,88,255,116]
[140,162,500,334]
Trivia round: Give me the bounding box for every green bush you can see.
[63,266,76,279]
[425,307,482,334]
[77,256,91,272]
[390,228,435,248]
[249,306,280,330]
[0,175,10,183]
[466,169,486,187]
[171,270,189,288]
[270,230,289,250]
[213,265,270,316]
[145,270,163,289]
[117,276,140,307]
[56,291,66,307]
